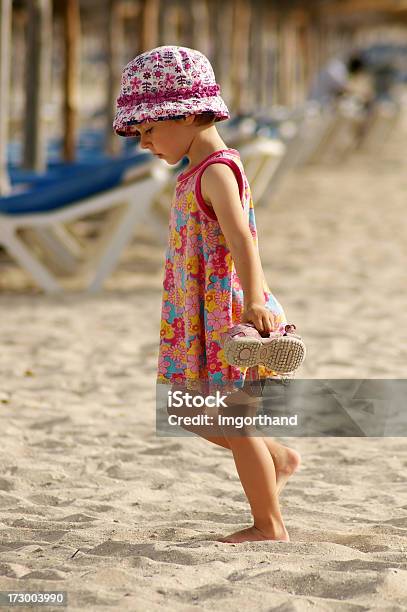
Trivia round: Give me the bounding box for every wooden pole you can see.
[231,0,251,114]
[23,0,52,172]
[140,0,160,51]
[175,0,190,47]
[159,0,179,46]
[206,0,218,73]
[0,0,12,194]
[63,0,80,162]
[206,0,234,105]
[106,0,122,155]
[278,12,296,106]
[250,0,270,116]
[277,13,289,106]
[295,14,306,105]
[308,11,322,94]
[265,4,278,109]
[189,0,210,56]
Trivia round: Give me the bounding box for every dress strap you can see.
[195,155,245,221]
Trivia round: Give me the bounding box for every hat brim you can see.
[113,95,230,137]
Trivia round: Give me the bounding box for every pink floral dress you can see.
[157,148,287,394]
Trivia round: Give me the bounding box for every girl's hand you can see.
[241,302,278,337]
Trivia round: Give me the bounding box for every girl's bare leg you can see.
[200,431,300,496]
[167,387,296,542]
[220,436,289,543]
[169,390,300,495]
[213,389,289,543]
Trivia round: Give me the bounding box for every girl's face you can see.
[130,117,196,165]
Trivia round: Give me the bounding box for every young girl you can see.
[114,46,301,543]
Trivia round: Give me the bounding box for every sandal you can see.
[221,322,306,374]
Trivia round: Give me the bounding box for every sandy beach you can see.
[1,111,407,610]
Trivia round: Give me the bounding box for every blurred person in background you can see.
[308,56,348,105]
[308,52,374,108]
[345,53,375,110]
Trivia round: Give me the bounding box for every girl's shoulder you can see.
[177,148,242,184]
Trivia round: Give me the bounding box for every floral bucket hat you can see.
[113,45,230,136]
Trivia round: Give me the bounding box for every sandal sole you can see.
[223,336,306,374]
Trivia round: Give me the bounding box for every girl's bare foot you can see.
[218,524,290,544]
[265,445,301,495]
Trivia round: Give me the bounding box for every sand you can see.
[0,110,407,611]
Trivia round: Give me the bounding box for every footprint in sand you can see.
[0,563,32,578]
[55,513,97,523]
[0,478,14,491]
[28,416,72,430]
[28,494,66,507]
[20,569,67,580]
[89,541,199,565]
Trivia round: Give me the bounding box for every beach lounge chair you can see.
[0,156,169,292]
[238,136,286,205]
[302,98,368,164]
[359,99,400,151]
[219,118,288,205]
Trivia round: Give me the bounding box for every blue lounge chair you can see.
[0,153,169,292]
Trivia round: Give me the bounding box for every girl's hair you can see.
[174,112,216,128]
[193,112,217,126]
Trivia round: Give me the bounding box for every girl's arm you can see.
[201,163,277,334]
